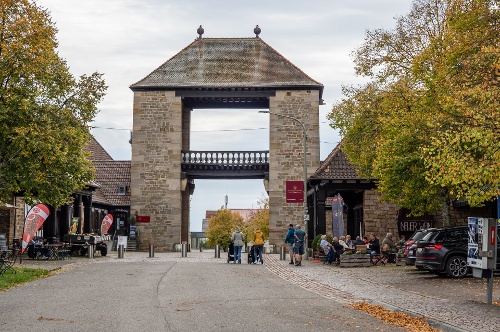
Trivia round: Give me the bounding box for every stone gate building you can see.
[130,31,323,251]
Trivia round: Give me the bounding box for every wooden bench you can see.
[340,254,371,267]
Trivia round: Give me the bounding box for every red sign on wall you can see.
[136,215,151,223]
[286,181,304,203]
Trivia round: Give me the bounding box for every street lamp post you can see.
[259,111,309,224]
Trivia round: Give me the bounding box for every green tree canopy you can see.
[205,209,244,249]
[328,0,500,219]
[0,0,107,207]
[242,196,269,243]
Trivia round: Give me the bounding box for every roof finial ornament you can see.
[197,25,204,40]
[254,25,261,38]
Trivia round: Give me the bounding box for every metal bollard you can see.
[87,245,94,259]
[215,244,220,258]
[118,244,124,258]
[280,246,287,260]
[181,242,187,257]
[149,244,154,258]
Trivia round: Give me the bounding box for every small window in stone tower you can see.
[118,185,126,196]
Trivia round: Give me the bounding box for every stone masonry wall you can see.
[363,190,400,239]
[0,196,25,244]
[362,190,495,238]
[131,91,183,251]
[268,90,320,246]
[432,203,495,228]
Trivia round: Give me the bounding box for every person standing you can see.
[253,227,265,264]
[231,227,245,264]
[284,223,295,265]
[293,224,307,266]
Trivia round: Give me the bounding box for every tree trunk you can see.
[441,198,451,227]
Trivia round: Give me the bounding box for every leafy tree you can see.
[0,0,107,207]
[205,209,243,249]
[242,196,269,243]
[328,0,500,222]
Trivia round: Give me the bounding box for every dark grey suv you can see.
[414,227,469,278]
[415,225,500,278]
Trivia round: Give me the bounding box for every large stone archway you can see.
[130,34,322,251]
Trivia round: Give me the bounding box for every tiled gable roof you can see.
[86,136,113,161]
[85,136,131,207]
[92,187,111,205]
[130,38,323,94]
[92,161,131,206]
[311,143,360,180]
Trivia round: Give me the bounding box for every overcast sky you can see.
[40,0,412,231]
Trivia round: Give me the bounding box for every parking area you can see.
[266,255,500,332]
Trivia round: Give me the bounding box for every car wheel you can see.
[446,255,468,278]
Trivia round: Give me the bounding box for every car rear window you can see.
[412,231,429,242]
[420,230,438,242]
[432,228,467,242]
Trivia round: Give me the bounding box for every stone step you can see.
[112,239,138,251]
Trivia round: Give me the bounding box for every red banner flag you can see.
[100,214,114,235]
[21,204,50,254]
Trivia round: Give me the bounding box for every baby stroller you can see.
[227,242,235,263]
[247,245,255,264]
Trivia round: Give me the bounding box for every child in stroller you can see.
[227,242,235,263]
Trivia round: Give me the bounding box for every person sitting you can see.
[366,233,380,261]
[29,238,49,259]
[382,232,398,263]
[363,236,369,244]
[398,234,406,248]
[319,235,336,264]
[331,237,345,264]
[345,235,354,248]
[339,236,350,250]
[354,236,365,246]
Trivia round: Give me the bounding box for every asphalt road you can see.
[0,256,405,332]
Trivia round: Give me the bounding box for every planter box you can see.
[339,254,371,267]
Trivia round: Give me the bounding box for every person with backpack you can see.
[285,223,295,265]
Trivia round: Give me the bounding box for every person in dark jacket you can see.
[354,236,366,246]
[366,233,380,260]
[284,223,295,265]
[331,237,344,264]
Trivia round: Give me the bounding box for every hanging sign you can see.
[286,181,303,203]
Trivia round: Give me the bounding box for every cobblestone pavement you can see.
[16,250,500,331]
[265,254,500,332]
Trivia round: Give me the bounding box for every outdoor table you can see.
[45,244,63,260]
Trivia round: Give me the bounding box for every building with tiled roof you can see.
[86,136,113,161]
[86,137,131,236]
[307,143,378,240]
[131,37,323,92]
[307,142,494,242]
[311,143,360,180]
[129,31,322,250]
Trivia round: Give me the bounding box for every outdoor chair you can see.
[0,249,18,275]
[370,253,386,265]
